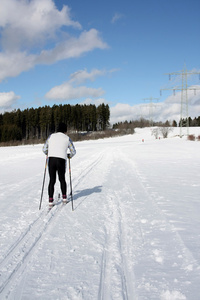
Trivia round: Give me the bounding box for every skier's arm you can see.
[68,138,76,158]
[42,136,50,155]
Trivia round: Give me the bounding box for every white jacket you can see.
[43,133,76,159]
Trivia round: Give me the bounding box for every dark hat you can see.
[57,122,67,133]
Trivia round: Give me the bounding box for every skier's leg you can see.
[48,157,57,200]
[57,158,67,198]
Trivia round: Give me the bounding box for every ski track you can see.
[122,152,200,299]
[0,136,200,299]
[72,150,107,208]
[0,150,104,260]
[0,147,109,299]
[98,150,138,300]
[98,147,200,300]
[0,197,65,298]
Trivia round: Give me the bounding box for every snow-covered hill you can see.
[0,128,200,300]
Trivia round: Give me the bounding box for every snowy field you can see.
[0,127,200,300]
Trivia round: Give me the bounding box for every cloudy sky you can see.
[0,0,200,124]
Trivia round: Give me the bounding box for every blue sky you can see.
[0,0,200,124]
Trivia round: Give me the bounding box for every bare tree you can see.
[159,127,173,138]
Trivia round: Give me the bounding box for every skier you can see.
[42,122,76,208]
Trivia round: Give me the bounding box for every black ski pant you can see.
[48,157,66,199]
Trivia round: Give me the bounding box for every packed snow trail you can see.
[0,201,62,298]
[0,128,200,299]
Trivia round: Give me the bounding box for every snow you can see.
[0,127,200,300]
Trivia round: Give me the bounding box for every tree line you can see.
[0,103,110,143]
[180,116,200,127]
[113,116,200,131]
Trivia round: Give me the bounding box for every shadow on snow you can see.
[73,186,102,209]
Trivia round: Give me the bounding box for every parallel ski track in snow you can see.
[125,154,200,298]
[0,153,105,298]
[73,151,105,189]
[71,151,106,209]
[0,202,63,298]
[98,194,137,300]
[98,151,138,300]
[98,148,200,299]
[134,163,200,270]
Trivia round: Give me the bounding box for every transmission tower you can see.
[142,97,159,126]
[161,66,200,137]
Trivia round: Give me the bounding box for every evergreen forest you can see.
[0,103,110,143]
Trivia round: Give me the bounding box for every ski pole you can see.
[39,156,48,210]
[68,157,74,211]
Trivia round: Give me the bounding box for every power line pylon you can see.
[142,97,159,126]
[161,66,200,137]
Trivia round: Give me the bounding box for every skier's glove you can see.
[67,154,71,159]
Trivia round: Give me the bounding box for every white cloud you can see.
[45,68,116,101]
[69,69,107,85]
[0,29,108,82]
[110,86,200,124]
[0,52,35,82]
[111,13,124,24]
[45,83,104,100]
[0,0,81,50]
[36,29,108,64]
[0,91,20,109]
[0,1,108,82]
[69,68,119,85]
[110,103,141,124]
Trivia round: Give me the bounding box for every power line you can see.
[142,97,159,126]
[161,66,200,137]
